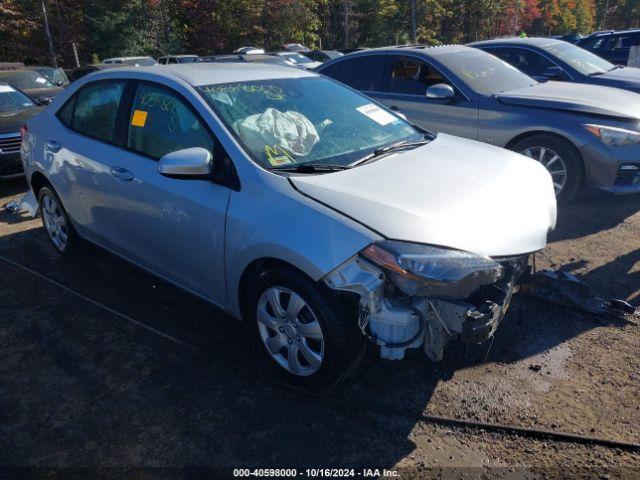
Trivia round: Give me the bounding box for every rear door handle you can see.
[110,166,134,182]
[45,140,61,153]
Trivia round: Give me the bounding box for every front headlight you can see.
[361,241,503,298]
[583,124,640,146]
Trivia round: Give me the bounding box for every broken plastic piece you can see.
[520,270,639,318]
[3,200,20,214]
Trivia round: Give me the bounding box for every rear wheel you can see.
[247,267,365,388]
[511,135,583,203]
[38,186,75,253]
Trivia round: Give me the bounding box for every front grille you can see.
[0,133,21,155]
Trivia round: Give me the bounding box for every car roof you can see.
[582,28,640,38]
[469,37,565,48]
[330,44,480,58]
[89,62,316,86]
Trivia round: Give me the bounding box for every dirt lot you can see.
[1,177,639,478]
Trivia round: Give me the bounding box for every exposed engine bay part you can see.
[520,269,639,319]
[324,254,524,361]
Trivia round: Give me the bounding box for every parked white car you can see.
[20,63,556,387]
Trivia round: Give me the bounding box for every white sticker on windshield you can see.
[356,103,397,126]
[36,77,47,84]
[0,85,16,93]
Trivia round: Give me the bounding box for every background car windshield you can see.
[0,70,54,89]
[541,42,614,75]
[198,77,421,169]
[0,86,36,112]
[437,50,537,94]
[123,57,156,66]
[280,53,313,64]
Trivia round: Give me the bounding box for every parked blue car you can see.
[470,37,640,94]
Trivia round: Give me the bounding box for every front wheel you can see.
[247,267,365,388]
[511,135,583,204]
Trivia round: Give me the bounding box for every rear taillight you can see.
[19,124,27,138]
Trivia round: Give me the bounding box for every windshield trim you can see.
[197,76,426,174]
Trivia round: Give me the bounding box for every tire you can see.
[38,186,76,254]
[247,267,366,389]
[510,135,583,204]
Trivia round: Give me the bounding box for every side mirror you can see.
[158,147,214,179]
[426,83,455,100]
[543,66,565,80]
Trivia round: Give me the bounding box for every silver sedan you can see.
[21,63,555,387]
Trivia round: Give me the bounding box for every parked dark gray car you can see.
[317,45,640,202]
[0,82,41,178]
[577,29,640,66]
[470,37,640,93]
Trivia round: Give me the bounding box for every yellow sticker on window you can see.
[131,109,148,127]
[265,145,293,166]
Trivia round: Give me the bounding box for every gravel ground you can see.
[0,178,639,478]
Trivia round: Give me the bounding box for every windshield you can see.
[36,67,69,85]
[0,85,36,112]
[279,53,313,64]
[438,49,537,94]
[0,70,54,89]
[541,41,614,75]
[198,77,422,169]
[123,57,156,66]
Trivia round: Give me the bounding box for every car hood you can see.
[591,67,640,93]
[291,134,557,257]
[496,81,640,119]
[0,106,41,133]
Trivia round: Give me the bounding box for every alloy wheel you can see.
[521,146,568,196]
[257,286,325,376]
[42,194,69,251]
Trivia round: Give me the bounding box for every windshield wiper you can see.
[269,163,351,173]
[351,139,431,167]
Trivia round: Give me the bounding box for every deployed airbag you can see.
[234,108,319,157]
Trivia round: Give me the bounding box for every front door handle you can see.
[110,166,134,182]
[45,140,61,153]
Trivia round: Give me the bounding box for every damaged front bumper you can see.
[325,252,528,362]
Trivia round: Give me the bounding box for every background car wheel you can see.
[247,267,366,389]
[511,135,583,204]
[38,186,75,253]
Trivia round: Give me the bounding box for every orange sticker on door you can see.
[131,109,148,127]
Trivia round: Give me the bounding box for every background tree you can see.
[0,0,622,66]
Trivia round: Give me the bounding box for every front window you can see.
[0,85,36,112]
[388,56,448,95]
[541,42,615,75]
[0,70,55,90]
[198,77,422,169]
[436,49,537,94]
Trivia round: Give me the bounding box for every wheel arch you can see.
[505,129,586,184]
[30,171,51,198]
[236,257,358,323]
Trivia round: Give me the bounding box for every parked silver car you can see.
[20,64,556,387]
[317,45,640,202]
